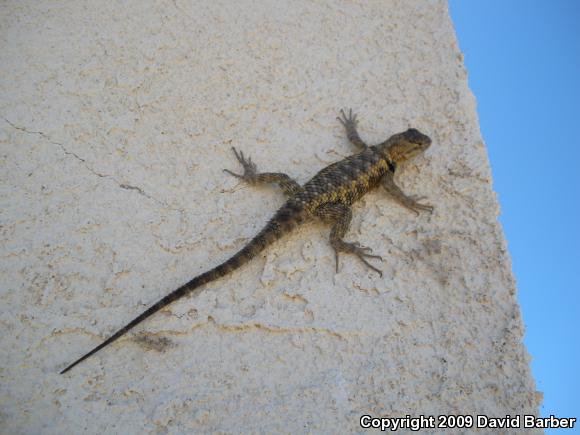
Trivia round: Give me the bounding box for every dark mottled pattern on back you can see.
[297,147,389,211]
[60,109,432,374]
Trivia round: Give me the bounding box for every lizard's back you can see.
[296,146,390,212]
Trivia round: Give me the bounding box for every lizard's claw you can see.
[414,203,434,214]
[337,108,358,129]
[406,195,434,215]
[224,147,258,182]
[334,241,383,277]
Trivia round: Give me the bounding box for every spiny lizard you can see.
[60,109,433,374]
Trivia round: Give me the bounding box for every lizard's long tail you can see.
[60,202,307,374]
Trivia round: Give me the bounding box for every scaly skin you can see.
[60,109,432,374]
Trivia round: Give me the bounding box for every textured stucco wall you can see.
[1,1,540,433]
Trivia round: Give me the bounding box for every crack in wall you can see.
[3,117,184,214]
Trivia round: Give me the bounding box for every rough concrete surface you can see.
[1,1,540,433]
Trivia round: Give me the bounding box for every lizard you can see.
[59,109,433,374]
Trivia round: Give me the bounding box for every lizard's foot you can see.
[405,195,434,215]
[224,147,258,183]
[336,108,358,130]
[333,240,383,277]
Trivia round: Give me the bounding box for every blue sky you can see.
[449,0,580,429]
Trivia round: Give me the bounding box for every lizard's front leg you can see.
[224,147,302,197]
[337,108,368,150]
[314,202,383,276]
[381,172,433,215]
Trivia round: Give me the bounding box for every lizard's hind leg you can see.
[315,202,383,276]
[224,147,302,197]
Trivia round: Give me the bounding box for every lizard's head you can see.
[379,128,432,164]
